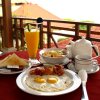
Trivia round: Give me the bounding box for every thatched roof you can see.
[13,3,72,28]
[13,3,62,20]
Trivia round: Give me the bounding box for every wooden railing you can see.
[0,17,100,50]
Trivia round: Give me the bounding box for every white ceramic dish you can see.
[68,64,100,74]
[39,48,68,64]
[39,57,70,65]
[0,66,29,75]
[86,65,100,74]
[16,69,81,96]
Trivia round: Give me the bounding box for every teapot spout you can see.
[70,40,75,44]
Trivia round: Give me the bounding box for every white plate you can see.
[0,59,40,75]
[68,64,100,74]
[16,69,81,96]
[0,66,29,75]
[39,57,70,65]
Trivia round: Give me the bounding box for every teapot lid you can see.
[76,36,91,44]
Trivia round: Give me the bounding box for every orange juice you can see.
[25,30,39,58]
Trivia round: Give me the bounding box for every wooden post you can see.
[47,21,51,48]
[2,0,13,48]
[74,23,79,41]
[39,24,43,49]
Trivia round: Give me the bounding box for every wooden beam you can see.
[2,0,13,48]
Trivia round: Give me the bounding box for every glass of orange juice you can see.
[24,24,39,61]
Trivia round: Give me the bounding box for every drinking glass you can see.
[24,23,40,64]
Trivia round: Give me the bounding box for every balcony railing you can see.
[0,17,100,50]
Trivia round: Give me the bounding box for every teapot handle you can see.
[92,45,99,56]
[66,45,73,58]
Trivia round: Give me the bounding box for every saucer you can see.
[68,64,100,74]
[39,57,70,65]
[86,65,100,74]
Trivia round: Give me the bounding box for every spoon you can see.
[78,69,89,100]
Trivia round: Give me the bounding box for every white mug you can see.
[75,55,98,71]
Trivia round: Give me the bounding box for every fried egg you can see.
[25,74,72,92]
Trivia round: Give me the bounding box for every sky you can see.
[27,0,100,23]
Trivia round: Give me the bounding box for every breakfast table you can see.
[0,50,100,100]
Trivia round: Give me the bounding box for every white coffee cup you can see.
[75,55,98,71]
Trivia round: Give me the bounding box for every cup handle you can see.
[92,45,99,56]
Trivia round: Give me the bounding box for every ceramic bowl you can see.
[39,48,68,64]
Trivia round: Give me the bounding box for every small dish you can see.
[86,65,100,74]
[68,64,100,74]
[0,65,29,75]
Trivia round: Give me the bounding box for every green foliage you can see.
[63,19,94,30]
[79,24,87,30]
[63,18,75,21]
[79,20,94,30]
[57,37,68,42]
[80,20,94,23]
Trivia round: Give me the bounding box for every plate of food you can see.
[16,64,81,96]
[0,53,29,74]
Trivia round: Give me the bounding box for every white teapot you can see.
[66,37,99,58]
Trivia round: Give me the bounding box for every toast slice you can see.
[0,53,28,67]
